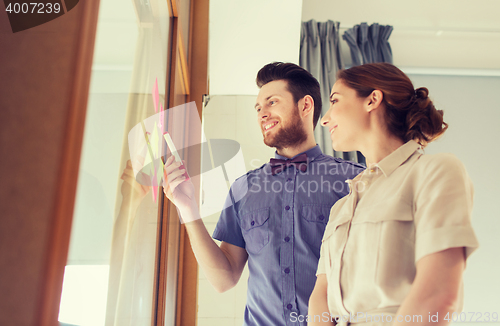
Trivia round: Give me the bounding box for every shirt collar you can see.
[274,145,323,161]
[371,140,421,177]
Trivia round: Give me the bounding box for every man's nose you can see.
[258,109,269,120]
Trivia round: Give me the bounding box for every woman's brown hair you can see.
[337,63,448,147]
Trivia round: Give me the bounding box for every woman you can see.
[308,63,479,325]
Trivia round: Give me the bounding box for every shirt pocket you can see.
[300,204,331,253]
[241,207,271,254]
[351,200,414,285]
[320,215,351,272]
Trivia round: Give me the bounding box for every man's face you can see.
[255,80,307,150]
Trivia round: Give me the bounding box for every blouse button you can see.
[285,205,290,210]
[284,236,290,242]
[250,221,255,226]
[284,268,290,274]
[287,304,293,310]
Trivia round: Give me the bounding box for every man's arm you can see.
[163,156,248,292]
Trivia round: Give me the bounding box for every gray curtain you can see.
[342,23,394,165]
[342,22,393,66]
[299,19,359,163]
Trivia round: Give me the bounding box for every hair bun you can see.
[337,63,448,148]
[405,86,447,147]
[415,87,429,100]
[413,87,432,111]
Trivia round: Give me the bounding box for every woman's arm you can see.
[308,274,335,325]
[393,247,465,325]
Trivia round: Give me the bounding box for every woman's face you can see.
[320,80,369,152]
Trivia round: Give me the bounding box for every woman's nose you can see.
[320,113,328,126]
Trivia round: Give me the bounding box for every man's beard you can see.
[263,109,308,150]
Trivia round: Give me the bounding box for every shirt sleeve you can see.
[413,153,479,263]
[316,241,327,276]
[212,185,246,249]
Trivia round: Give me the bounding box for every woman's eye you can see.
[330,99,337,104]
[270,100,276,105]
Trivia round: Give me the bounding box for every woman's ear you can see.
[367,90,383,112]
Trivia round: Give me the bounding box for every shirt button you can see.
[285,205,290,210]
[319,215,325,220]
[287,304,293,310]
[250,221,255,226]
[284,236,290,242]
[284,268,290,274]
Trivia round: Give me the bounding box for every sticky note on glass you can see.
[153,78,159,113]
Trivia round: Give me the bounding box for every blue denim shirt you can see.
[213,145,364,326]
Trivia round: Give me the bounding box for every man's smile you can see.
[263,121,279,132]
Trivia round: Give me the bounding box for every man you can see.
[163,62,364,325]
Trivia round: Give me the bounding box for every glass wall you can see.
[58,0,172,325]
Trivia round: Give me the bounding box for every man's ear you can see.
[366,90,383,113]
[299,95,314,118]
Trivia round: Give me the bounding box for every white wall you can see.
[209,0,303,95]
[407,74,500,312]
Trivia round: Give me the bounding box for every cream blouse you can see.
[316,140,479,325]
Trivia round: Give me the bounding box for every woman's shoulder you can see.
[414,152,467,172]
[411,152,471,187]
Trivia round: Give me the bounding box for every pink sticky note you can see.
[152,78,159,113]
[159,105,164,132]
[151,165,159,202]
[152,185,158,202]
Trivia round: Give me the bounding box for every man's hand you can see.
[162,156,248,291]
[162,155,195,212]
